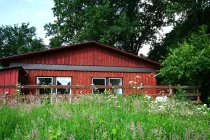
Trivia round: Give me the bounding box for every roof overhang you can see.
[0,66,28,76]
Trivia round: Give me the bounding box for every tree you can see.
[148,0,210,62]
[44,0,169,55]
[49,36,63,48]
[0,23,46,58]
[159,26,210,99]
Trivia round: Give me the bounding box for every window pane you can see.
[56,77,71,94]
[110,78,122,94]
[37,77,52,94]
[93,79,105,85]
[93,78,106,93]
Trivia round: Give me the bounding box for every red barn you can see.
[0,42,160,95]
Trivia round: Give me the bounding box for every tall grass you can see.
[0,94,209,140]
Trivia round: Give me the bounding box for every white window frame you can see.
[36,77,53,94]
[56,77,72,95]
[109,78,123,94]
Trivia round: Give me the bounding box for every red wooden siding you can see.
[9,45,158,68]
[26,70,157,94]
[0,42,160,95]
[0,69,19,95]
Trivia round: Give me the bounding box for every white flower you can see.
[203,112,207,115]
[144,95,151,100]
[158,106,165,111]
[155,96,168,102]
[136,75,141,78]
[203,104,207,107]
[187,111,193,115]
[197,108,202,110]
[128,81,134,84]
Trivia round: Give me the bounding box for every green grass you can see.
[0,94,210,140]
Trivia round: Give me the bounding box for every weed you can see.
[0,94,209,139]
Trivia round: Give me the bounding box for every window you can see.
[92,78,106,93]
[109,78,122,94]
[56,77,71,94]
[36,77,71,95]
[37,77,53,94]
[92,77,122,94]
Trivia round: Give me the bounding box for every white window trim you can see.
[36,77,53,94]
[55,77,72,95]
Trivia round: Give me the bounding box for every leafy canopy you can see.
[159,26,210,86]
[45,0,168,54]
[0,23,46,58]
[148,0,210,61]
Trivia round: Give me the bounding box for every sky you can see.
[0,0,54,44]
[0,0,172,56]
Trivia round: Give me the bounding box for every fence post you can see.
[3,92,8,105]
[168,85,173,96]
[196,89,201,103]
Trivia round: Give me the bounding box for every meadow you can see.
[0,94,209,140]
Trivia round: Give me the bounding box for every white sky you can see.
[0,0,173,56]
[139,26,173,56]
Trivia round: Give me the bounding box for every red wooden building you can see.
[0,42,160,95]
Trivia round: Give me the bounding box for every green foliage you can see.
[49,36,63,48]
[173,85,187,102]
[45,0,168,54]
[0,95,209,139]
[160,26,210,87]
[148,0,210,62]
[0,23,46,58]
[0,106,20,138]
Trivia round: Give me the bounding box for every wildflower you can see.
[197,108,201,110]
[203,112,207,115]
[128,81,134,84]
[136,75,141,78]
[155,96,168,102]
[203,104,207,108]
[139,83,143,89]
[144,95,151,100]
[111,96,117,99]
[133,87,136,89]
[187,111,193,115]
[158,105,165,110]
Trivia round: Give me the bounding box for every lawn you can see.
[0,94,209,140]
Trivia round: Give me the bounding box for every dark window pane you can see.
[37,77,52,94]
[93,78,105,93]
